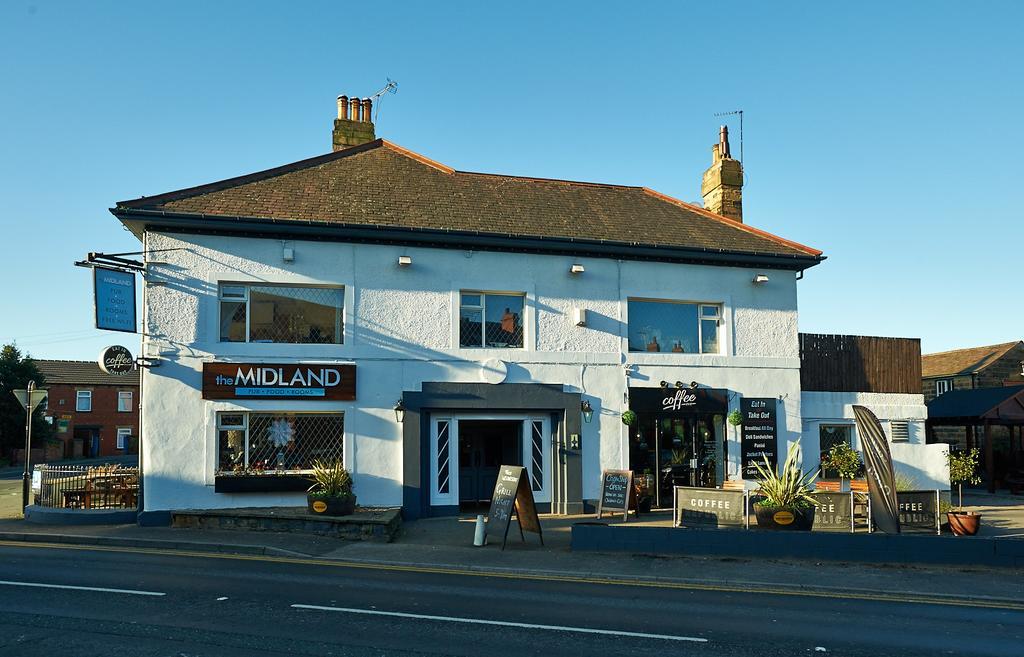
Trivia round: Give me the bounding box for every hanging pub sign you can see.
[810,492,855,532]
[673,486,748,528]
[484,465,544,550]
[202,362,356,400]
[94,267,137,333]
[741,398,778,477]
[628,387,728,415]
[596,470,634,521]
[897,490,941,534]
[98,346,135,376]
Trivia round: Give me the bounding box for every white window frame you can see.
[935,379,953,396]
[117,390,133,413]
[218,282,345,345]
[116,427,131,450]
[626,297,724,355]
[76,390,92,412]
[457,290,527,349]
[215,411,345,475]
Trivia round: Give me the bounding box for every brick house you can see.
[35,360,139,458]
[922,341,1024,404]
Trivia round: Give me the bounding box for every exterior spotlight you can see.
[674,381,684,389]
[581,400,594,423]
[570,263,585,275]
[752,273,769,284]
[394,399,406,423]
[398,255,412,267]
[660,380,669,389]
[689,381,699,390]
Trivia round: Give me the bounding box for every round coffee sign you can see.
[773,510,795,525]
[98,346,135,376]
[312,500,328,513]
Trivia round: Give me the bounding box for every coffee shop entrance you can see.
[628,387,729,509]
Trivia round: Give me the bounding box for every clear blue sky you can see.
[1,1,1021,361]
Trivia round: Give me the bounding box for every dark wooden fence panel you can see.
[800,333,921,394]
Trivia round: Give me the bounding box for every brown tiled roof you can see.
[116,140,821,260]
[34,360,140,387]
[921,341,1022,378]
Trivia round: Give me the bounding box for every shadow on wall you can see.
[892,443,951,490]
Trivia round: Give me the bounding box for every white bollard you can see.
[473,514,486,546]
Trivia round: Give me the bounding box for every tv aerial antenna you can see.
[713,109,744,165]
[370,78,399,122]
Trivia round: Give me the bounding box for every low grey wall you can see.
[24,505,137,526]
[571,524,1024,568]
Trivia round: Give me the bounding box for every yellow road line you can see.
[1,539,1021,612]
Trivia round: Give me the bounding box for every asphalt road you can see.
[0,541,1020,656]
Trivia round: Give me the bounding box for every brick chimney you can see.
[701,125,743,222]
[332,94,376,151]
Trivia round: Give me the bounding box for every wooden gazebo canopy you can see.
[927,385,1024,492]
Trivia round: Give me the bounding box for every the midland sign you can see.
[202,362,356,400]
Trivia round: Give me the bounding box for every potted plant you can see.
[621,410,637,427]
[946,448,982,536]
[751,445,817,530]
[820,442,862,491]
[306,459,356,516]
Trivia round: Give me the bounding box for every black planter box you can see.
[214,474,312,493]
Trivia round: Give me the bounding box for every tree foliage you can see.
[0,344,52,458]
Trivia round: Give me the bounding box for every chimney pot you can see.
[350,97,362,122]
[361,98,372,123]
[719,125,732,160]
[337,95,349,120]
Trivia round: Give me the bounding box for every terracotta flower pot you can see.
[307,494,356,516]
[753,503,815,531]
[947,511,981,536]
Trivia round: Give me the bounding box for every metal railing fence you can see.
[33,464,139,510]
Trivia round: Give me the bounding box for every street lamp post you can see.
[22,380,35,509]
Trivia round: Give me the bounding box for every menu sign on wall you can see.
[202,362,356,400]
[741,398,778,478]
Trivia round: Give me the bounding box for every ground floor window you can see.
[819,424,854,478]
[216,412,344,475]
[116,427,131,450]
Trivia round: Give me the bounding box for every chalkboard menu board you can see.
[673,486,747,528]
[741,398,778,478]
[897,490,940,534]
[810,492,854,532]
[484,465,544,550]
[596,470,634,521]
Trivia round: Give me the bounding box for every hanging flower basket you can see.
[727,409,743,426]
[621,410,637,427]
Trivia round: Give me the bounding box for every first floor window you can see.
[118,390,133,412]
[76,390,92,412]
[627,299,722,354]
[216,412,344,475]
[116,427,132,450]
[935,379,953,396]
[219,283,344,344]
[459,291,525,348]
[819,424,853,479]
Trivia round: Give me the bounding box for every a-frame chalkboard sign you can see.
[484,465,544,550]
[596,469,634,522]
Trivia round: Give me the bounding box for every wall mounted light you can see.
[659,380,669,389]
[393,399,406,423]
[573,307,587,327]
[674,381,684,389]
[581,400,594,423]
[570,263,585,275]
[689,381,699,390]
[752,273,769,284]
[398,255,412,267]
[282,246,295,263]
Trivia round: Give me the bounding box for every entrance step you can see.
[171,507,402,542]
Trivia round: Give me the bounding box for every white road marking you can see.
[0,580,165,596]
[291,604,708,643]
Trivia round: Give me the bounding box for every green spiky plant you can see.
[751,444,818,510]
[947,448,981,510]
[307,459,354,500]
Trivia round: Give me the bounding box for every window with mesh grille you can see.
[216,412,344,475]
[627,299,722,354]
[219,283,344,344]
[459,291,525,348]
[889,421,910,442]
